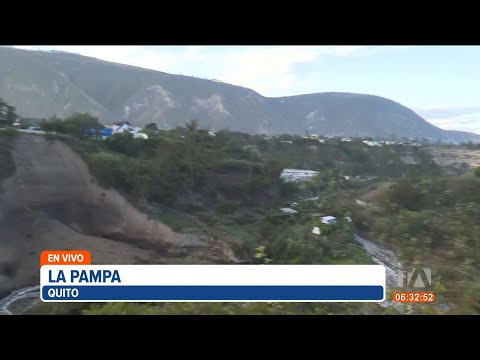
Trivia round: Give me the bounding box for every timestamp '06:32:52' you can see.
[393,292,435,303]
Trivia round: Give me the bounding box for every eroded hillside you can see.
[0,133,238,296]
[428,147,480,173]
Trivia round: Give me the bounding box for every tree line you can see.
[0,98,18,125]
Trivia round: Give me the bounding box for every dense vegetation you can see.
[47,115,440,209]
[40,113,104,136]
[0,97,17,126]
[4,112,472,314]
[26,114,465,315]
[351,173,480,314]
[0,128,17,189]
[0,98,19,191]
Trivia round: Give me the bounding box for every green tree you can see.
[144,122,159,131]
[475,167,480,178]
[104,132,141,156]
[386,181,423,210]
[41,116,67,133]
[0,98,18,125]
[63,112,103,137]
[184,119,201,195]
[186,118,199,133]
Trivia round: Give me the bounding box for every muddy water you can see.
[0,285,40,315]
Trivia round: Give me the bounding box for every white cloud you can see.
[195,46,366,96]
[415,105,480,134]
[426,113,480,134]
[215,47,324,95]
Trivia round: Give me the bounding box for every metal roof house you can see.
[280,207,299,215]
[320,216,337,225]
[280,169,319,183]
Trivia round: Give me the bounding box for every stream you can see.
[353,233,412,313]
[354,234,403,286]
[0,285,41,315]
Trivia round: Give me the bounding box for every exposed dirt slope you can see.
[428,147,480,173]
[0,134,237,296]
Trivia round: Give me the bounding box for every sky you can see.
[14,45,480,134]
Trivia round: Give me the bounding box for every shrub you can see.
[86,152,132,191]
[216,202,238,214]
[231,212,257,225]
[475,167,480,178]
[0,127,18,139]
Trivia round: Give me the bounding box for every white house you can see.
[312,226,321,235]
[133,133,149,139]
[320,216,337,225]
[280,169,319,183]
[363,140,382,147]
[280,207,298,215]
[111,122,142,135]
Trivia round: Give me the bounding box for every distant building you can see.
[133,133,149,140]
[312,226,321,235]
[355,199,367,206]
[100,128,113,138]
[110,121,142,135]
[280,169,319,183]
[320,216,337,225]
[133,133,148,140]
[280,207,299,215]
[363,140,382,147]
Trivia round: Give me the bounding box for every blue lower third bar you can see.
[42,285,384,301]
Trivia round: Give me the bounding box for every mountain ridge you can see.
[1,47,479,143]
